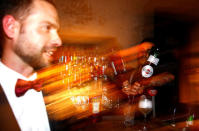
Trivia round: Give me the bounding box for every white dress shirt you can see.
[0,61,50,131]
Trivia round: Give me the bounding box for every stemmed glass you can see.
[138,95,152,131]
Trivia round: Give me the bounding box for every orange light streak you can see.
[37,42,158,121]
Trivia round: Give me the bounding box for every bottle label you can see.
[147,55,159,65]
[142,65,153,78]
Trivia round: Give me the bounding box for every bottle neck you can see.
[147,55,159,66]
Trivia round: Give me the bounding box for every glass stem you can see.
[128,95,134,104]
[143,114,147,131]
[144,114,147,123]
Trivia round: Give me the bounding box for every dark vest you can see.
[0,84,20,131]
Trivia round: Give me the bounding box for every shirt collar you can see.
[0,61,37,81]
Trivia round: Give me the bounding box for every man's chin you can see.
[33,61,50,71]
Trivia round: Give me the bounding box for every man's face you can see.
[14,0,62,70]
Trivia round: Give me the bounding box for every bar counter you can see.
[67,113,199,131]
[49,102,199,131]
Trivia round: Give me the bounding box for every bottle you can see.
[186,114,194,127]
[130,47,160,85]
[182,113,195,131]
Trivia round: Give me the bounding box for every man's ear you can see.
[2,15,19,39]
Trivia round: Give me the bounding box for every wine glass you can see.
[138,95,152,131]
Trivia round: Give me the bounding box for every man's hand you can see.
[122,80,144,96]
[122,72,175,96]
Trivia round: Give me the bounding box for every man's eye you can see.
[42,25,51,31]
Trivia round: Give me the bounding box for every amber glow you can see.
[36,42,156,120]
[117,42,154,57]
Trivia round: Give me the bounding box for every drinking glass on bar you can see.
[138,95,152,131]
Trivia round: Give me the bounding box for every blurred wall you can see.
[54,0,154,48]
[179,23,199,104]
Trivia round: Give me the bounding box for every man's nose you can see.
[51,32,62,47]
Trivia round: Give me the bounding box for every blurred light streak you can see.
[44,78,121,120]
[36,42,157,121]
[116,42,154,57]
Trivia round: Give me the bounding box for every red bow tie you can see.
[15,79,43,97]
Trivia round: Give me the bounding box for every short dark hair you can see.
[0,0,56,21]
[0,0,56,57]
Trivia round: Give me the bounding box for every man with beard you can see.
[0,0,62,130]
